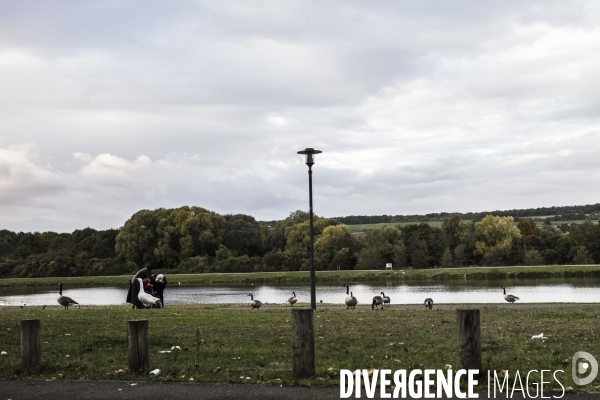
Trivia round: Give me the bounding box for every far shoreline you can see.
[1,264,600,287]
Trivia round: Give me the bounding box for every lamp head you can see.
[297,148,322,167]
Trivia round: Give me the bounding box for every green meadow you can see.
[0,304,599,392]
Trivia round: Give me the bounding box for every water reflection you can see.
[1,278,599,306]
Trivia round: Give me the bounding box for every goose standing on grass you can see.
[136,278,160,309]
[381,292,390,308]
[57,283,79,310]
[343,284,358,309]
[501,287,520,303]
[372,294,384,310]
[424,298,433,309]
[248,293,262,309]
[288,291,297,307]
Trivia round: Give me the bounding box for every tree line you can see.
[333,203,600,225]
[1,205,599,278]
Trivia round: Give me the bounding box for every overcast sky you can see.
[1,1,600,232]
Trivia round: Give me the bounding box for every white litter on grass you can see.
[531,333,548,340]
[189,378,194,381]
[159,350,172,353]
[150,369,161,377]
[1,351,7,356]
[65,355,69,358]
[246,377,251,380]
[171,346,181,350]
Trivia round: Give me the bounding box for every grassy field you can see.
[2,265,600,288]
[0,304,598,391]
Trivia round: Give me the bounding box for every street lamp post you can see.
[297,148,322,310]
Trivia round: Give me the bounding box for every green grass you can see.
[2,265,600,288]
[0,305,598,391]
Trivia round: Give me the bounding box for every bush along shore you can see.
[0,304,599,392]
[1,265,600,288]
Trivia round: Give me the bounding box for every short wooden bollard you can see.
[128,320,149,375]
[456,309,482,373]
[21,319,42,373]
[292,308,315,378]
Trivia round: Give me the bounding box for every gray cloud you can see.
[1,1,600,232]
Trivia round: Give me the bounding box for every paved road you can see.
[3,379,600,400]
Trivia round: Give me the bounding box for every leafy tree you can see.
[523,249,544,265]
[263,210,310,252]
[474,215,521,266]
[516,219,540,236]
[116,208,172,266]
[154,206,227,268]
[12,233,45,259]
[262,249,287,271]
[356,227,404,270]
[223,214,264,257]
[568,221,600,263]
[356,246,386,270]
[402,223,446,268]
[454,244,467,266]
[442,214,462,250]
[37,232,59,252]
[0,230,19,256]
[314,225,358,270]
[572,245,594,265]
[283,217,339,270]
[440,247,453,268]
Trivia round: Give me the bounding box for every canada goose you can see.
[501,287,520,303]
[381,292,390,308]
[372,295,384,310]
[248,293,262,309]
[343,284,358,309]
[424,298,433,309]
[57,283,80,310]
[136,278,160,309]
[343,284,357,309]
[288,291,297,307]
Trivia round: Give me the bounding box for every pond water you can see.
[1,277,599,306]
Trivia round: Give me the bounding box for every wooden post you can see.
[292,308,315,378]
[456,309,482,374]
[21,319,41,373]
[128,320,149,375]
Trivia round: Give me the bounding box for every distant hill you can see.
[332,203,600,225]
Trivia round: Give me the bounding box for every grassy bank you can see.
[1,265,600,288]
[0,304,598,391]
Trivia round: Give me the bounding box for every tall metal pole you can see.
[308,165,316,309]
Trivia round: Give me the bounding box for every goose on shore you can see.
[343,284,358,309]
[288,291,297,307]
[372,294,384,310]
[57,283,80,310]
[248,293,262,309]
[501,287,520,303]
[136,278,160,308]
[424,298,433,309]
[381,292,390,308]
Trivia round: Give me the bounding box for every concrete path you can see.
[3,379,600,400]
